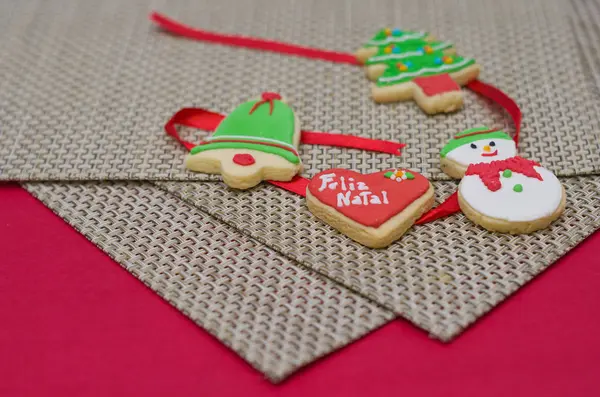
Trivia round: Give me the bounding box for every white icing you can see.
[377,58,473,83]
[367,32,427,46]
[446,138,517,167]
[459,166,562,222]
[207,134,298,151]
[366,43,451,63]
[318,173,337,192]
[321,173,390,209]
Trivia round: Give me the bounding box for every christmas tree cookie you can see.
[363,40,455,81]
[306,168,434,248]
[185,92,302,189]
[371,50,480,114]
[440,127,517,179]
[355,28,435,64]
[458,157,565,234]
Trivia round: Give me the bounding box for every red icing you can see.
[249,92,282,115]
[481,150,498,157]
[232,153,255,166]
[465,156,542,192]
[196,139,299,156]
[453,129,498,139]
[308,169,430,228]
[413,73,460,97]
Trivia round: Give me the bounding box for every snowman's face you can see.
[446,138,516,166]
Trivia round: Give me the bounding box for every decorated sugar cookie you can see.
[458,156,565,234]
[440,126,517,179]
[371,51,480,114]
[355,28,436,64]
[306,168,434,248]
[185,92,302,189]
[357,28,480,114]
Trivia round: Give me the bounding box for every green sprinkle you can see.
[503,169,512,178]
[513,184,523,193]
[405,171,415,180]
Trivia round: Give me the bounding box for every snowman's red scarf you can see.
[465,157,542,191]
[152,12,523,224]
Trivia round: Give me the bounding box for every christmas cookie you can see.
[458,157,566,234]
[306,168,434,248]
[364,41,455,81]
[371,51,480,114]
[440,127,517,179]
[185,92,302,189]
[355,28,436,64]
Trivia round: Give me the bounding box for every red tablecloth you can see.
[1,184,599,397]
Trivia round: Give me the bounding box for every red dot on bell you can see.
[261,92,282,101]
[233,153,256,166]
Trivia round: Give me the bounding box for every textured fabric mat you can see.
[1,0,600,181]
[23,181,394,382]
[159,176,600,341]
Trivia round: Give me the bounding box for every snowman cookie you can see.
[185,92,302,189]
[440,127,517,179]
[458,156,566,234]
[306,168,434,248]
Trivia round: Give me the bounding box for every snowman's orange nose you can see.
[483,145,491,152]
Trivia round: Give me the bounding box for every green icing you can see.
[190,98,299,163]
[384,171,394,178]
[513,184,523,193]
[503,170,512,178]
[191,141,300,164]
[363,28,429,48]
[405,171,415,179]
[376,51,476,86]
[440,127,512,158]
[365,41,453,66]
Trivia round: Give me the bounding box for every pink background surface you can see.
[1,184,599,397]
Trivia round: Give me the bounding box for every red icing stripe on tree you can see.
[465,157,542,191]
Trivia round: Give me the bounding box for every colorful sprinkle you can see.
[384,46,393,54]
[434,57,443,65]
[384,28,392,36]
[513,184,523,193]
[392,29,402,36]
[396,62,408,71]
[502,170,512,178]
[404,61,413,67]
[392,47,401,54]
[384,169,412,182]
[423,45,433,54]
[443,56,454,64]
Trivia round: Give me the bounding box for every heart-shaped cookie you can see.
[306,168,434,248]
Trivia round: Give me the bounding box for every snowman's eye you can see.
[489,141,496,147]
[470,143,477,149]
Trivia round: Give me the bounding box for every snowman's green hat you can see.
[440,126,512,157]
[190,92,300,164]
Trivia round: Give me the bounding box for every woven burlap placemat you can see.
[23,181,394,382]
[1,0,599,181]
[159,176,600,341]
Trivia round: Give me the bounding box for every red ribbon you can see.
[153,12,522,225]
[150,12,359,66]
[165,108,405,156]
[165,106,405,196]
